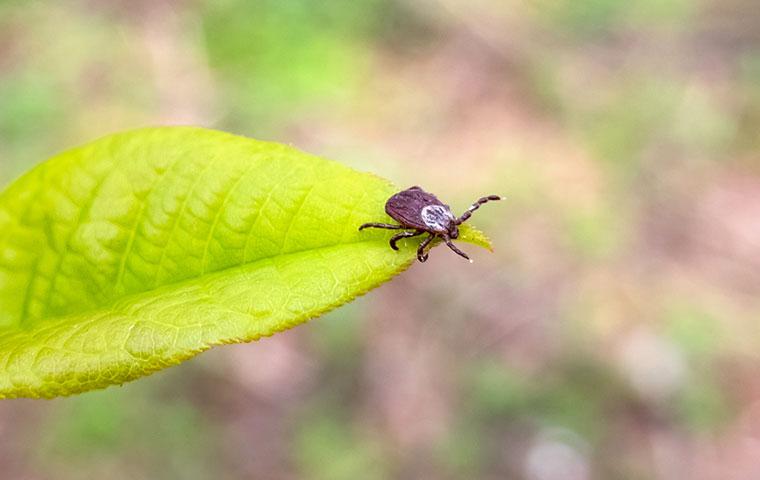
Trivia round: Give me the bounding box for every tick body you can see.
[359,186,502,263]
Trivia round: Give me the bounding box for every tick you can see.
[359,186,502,263]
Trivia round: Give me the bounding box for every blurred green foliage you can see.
[295,414,387,480]
[1,0,759,478]
[36,373,220,480]
[201,0,433,134]
[537,0,693,37]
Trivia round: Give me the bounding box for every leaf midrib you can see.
[4,237,410,333]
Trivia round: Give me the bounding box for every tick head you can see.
[448,223,460,239]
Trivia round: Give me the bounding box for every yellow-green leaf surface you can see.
[0,127,491,398]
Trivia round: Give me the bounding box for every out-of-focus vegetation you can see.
[1,0,759,478]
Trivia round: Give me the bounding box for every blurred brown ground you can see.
[1,1,760,479]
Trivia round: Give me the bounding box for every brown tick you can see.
[359,186,502,263]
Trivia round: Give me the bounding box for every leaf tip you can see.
[458,224,494,252]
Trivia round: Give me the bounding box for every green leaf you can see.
[0,127,492,398]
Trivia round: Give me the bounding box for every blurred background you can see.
[1,0,760,478]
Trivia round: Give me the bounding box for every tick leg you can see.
[359,222,404,231]
[442,234,471,262]
[417,233,436,262]
[456,195,503,225]
[389,230,424,251]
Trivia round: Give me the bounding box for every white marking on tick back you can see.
[421,205,454,231]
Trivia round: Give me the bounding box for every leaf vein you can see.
[200,161,259,275]
[150,157,219,288]
[114,157,186,293]
[241,167,294,263]
[279,182,317,254]
[38,166,116,323]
